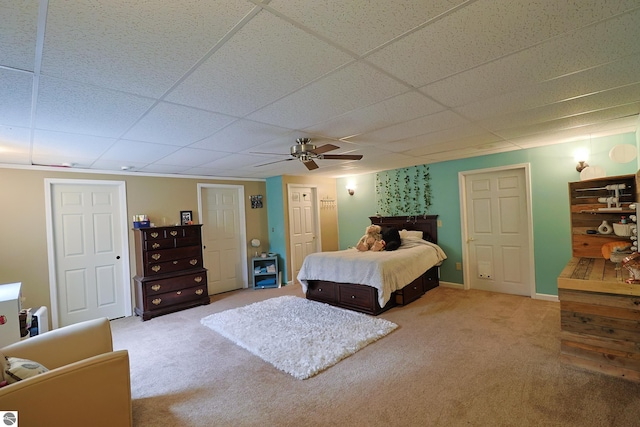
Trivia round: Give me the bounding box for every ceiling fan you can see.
[253,138,363,170]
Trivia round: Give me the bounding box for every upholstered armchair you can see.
[0,317,132,426]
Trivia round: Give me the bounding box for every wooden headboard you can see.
[369,215,438,244]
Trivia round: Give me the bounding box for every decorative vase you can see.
[598,220,613,234]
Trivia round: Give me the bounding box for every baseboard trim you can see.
[439,281,464,290]
[533,293,559,302]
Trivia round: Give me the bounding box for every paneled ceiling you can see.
[1,0,639,179]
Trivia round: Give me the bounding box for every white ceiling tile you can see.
[99,140,180,163]
[248,62,408,129]
[367,0,640,87]
[0,1,38,71]
[0,69,33,127]
[31,129,115,167]
[155,147,226,167]
[41,0,255,98]
[350,110,472,145]
[88,159,149,172]
[190,120,291,153]
[386,126,501,155]
[166,10,353,116]
[455,54,640,121]
[303,91,446,139]
[123,102,235,146]
[495,104,640,140]
[35,76,155,137]
[422,8,640,108]
[478,83,640,131]
[269,0,465,55]
[0,125,31,165]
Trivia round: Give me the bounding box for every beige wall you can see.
[0,167,268,317]
[280,175,338,282]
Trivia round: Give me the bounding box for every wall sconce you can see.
[574,149,589,172]
[346,182,356,196]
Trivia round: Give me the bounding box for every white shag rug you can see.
[200,295,398,380]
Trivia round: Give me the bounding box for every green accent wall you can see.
[266,176,286,284]
[337,133,638,296]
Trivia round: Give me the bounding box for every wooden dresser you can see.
[558,257,640,381]
[133,224,209,320]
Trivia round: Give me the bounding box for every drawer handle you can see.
[413,286,417,290]
[173,261,178,265]
[195,289,204,295]
[151,232,159,239]
[152,265,161,272]
[152,298,161,305]
[170,231,178,237]
[194,276,203,283]
[351,295,355,299]
[152,243,160,249]
[190,259,198,265]
[151,284,161,292]
[151,253,161,260]
[176,291,182,295]
[318,288,322,292]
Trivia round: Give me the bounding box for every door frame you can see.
[458,163,536,297]
[197,183,249,289]
[287,184,321,284]
[44,178,132,329]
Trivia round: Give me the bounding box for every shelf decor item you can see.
[598,220,613,234]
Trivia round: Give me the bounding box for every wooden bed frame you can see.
[305,215,440,315]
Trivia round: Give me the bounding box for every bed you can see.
[297,215,447,315]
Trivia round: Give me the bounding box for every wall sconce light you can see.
[574,149,589,172]
[346,182,356,196]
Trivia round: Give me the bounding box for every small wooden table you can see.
[558,257,640,381]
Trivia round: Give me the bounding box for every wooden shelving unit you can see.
[568,174,636,258]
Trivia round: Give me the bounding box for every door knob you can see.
[467,237,475,243]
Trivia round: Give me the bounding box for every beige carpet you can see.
[111,285,640,427]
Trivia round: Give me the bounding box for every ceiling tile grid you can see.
[0,0,638,178]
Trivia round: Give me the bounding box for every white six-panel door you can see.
[199,184,247,295]
[47,180,130,327]
[288,185,319,284]
[462,167,533,296]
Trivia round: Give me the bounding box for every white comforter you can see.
[297,238,447,308]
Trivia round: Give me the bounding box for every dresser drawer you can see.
[144,237,174,251]
[145,256,203,276]
[175,236,200,248]
[144,245,200,264]
[145,285,207,311]
[144,272,207,295]
[337,283,377,311]
[424,266,439,292]
[306,281,336,302]
[395,276,424,305]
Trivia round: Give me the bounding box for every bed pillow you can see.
[1,352,48,384]
[399,229,423,240]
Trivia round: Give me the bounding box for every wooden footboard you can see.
[306,266,439,315]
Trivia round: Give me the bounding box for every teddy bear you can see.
[356,224,385,252]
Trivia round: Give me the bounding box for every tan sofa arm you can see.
[1,317,113,369]
[0,350,132,427]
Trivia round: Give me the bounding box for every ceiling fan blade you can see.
[255,158,293,167]
[321,154,363,160]
[303,159,319,170]
[313,144,339,155]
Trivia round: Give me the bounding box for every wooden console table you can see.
[558,257,640,381]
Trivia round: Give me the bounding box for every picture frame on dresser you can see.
[180,210,193,225]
